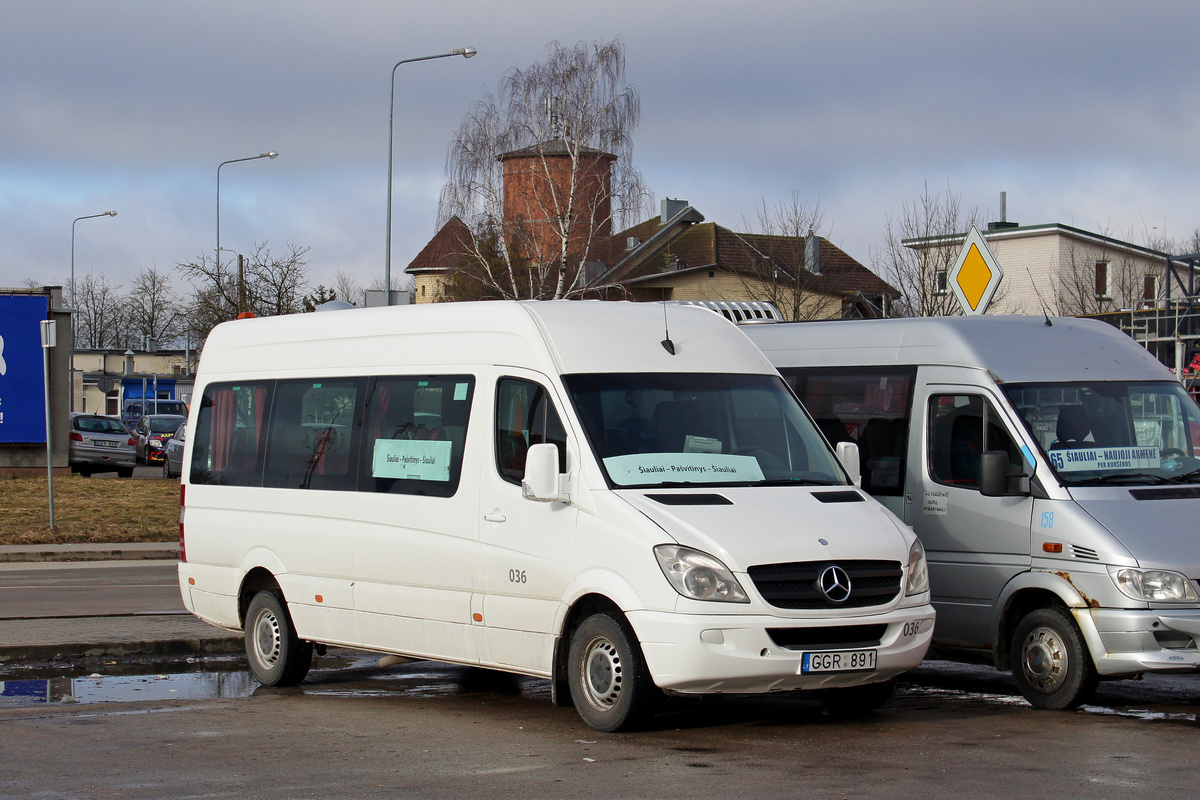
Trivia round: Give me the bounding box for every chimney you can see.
[804,231,822,276]
[987,191,1019,232]
[661,198,688,224]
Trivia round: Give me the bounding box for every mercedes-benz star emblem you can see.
[817,565,852,604]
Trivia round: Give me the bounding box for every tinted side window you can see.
[359,375,475,497]
[263,379,360,491]
[190,382,275,486]
[496,379,566,484]
[782,366,915,496]
[928,394,1021,490]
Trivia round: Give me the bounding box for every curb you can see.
[0,543,179,564]
[0,635,244,664]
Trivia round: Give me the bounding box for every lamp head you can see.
[106,211,117,217]
[262,151,279,159]
[452,47,477,58]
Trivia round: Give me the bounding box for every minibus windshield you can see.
[1003,381,1200,486]
[563,373,846,489]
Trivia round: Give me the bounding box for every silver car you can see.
[69,413,136,477]
[162,423,187,479]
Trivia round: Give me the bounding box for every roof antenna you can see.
[1024,265,1053,326]
[660,276,676,354]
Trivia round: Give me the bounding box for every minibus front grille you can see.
[747,560,902,609]
[766,624,887,651]
[646,493,733,506]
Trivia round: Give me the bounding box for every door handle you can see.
[483,510,506,523]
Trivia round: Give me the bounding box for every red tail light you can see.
[178,484,187,563]
[127,437,136,446]
[69,432,83,442]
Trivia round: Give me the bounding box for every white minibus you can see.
[747,315,1200,710]
[178,300,933,730]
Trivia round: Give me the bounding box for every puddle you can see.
[0,653,549,707]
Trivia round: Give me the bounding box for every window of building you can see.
[1143,274,1157,303]
[1095,261,1110,299]
[935,269,948,296]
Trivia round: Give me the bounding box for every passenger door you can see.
[476,369,577,674]
[910,387,1034,651]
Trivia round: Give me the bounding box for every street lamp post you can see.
[217,152,278,311]
[384,47,476,303]
[70,210,117,411]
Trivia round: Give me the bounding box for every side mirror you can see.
[522,443,565,502]
[980,450,1029,497]
[836,441,862,488]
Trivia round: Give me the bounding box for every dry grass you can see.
[0,474,179,546]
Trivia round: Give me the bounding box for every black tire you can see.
[244,590,313,687]
[162,459,172,479]
[77,466,92,477]
[815,679,894,716]
[567,612,657,732]
[117,467,134,479]
[1011,606,1098,710]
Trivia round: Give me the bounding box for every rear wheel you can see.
[244,590,312,687]
[567,612,657,732]
[116,467,134,479]
[1011,606,1098,710]
[162,459,172,479]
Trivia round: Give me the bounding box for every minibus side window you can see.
[781,367,915,495]
[496,379,567,484]
[360,375,475,498]
[928,394,1021,490]
[190,381,275,486]
[263,379,360,491]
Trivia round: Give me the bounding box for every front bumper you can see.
[629,604,935,694]
[1075,607,1200,675]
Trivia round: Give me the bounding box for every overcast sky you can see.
[3,0,1198,301]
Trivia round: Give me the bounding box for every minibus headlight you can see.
[906,538,929,596]
[654,545,750,603]
[1110,567,1199,602]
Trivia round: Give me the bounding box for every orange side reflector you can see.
[188,578,195,585]
[315,595,324,603]
[472,613,483,622]
[1043,543,1063,553]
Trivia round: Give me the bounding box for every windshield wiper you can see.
[1070,472,1174,486]
[755,478,840,486]
[1163,469,1200,484]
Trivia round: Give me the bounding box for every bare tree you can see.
[71,273,128,348]
[873,182,983,317]
[124,265,182,348]
[437,38,652,300]
[178,242,311,342]
[333,270,364,307]
[732,192,835,320]
[1055,229,1162,316]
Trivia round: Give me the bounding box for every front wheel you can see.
[1011,606,1098,710]
[244,590,313,687]
[567,612,657,732]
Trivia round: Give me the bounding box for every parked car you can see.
[162,423,187,478]
[133,414,187,464]
[68,413,136,477]
[121,399,188,431]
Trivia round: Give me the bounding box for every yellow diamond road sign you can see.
[949,225,1003,315]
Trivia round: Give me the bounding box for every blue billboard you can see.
[0,295,50,444]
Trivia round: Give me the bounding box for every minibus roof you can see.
[745,315,1172,384]
[198,300,776,378]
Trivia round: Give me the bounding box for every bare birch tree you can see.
[437,38,651,300]
[71,273,128,348]
[873,182,982,317]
